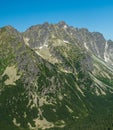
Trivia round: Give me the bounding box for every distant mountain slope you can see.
[0,22,113,130]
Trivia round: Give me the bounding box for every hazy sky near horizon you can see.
[0,0,113,40]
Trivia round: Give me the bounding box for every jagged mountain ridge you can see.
[23,21,113,65]
[0,22,113,130]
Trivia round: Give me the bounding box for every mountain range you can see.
[0,21,113,130]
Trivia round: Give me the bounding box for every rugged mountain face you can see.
[23,21,113,65]
[0,22,113,130]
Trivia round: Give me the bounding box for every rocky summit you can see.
[0,22,113,130]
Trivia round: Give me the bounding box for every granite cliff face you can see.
[0,22,113,130]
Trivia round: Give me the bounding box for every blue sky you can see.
[0,0,113,40]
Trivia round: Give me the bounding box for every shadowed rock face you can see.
[0,22,113,130]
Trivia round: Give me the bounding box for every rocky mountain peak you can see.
[23,22,113,65]
[57,21,68,27]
